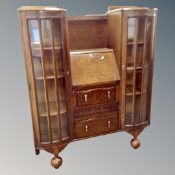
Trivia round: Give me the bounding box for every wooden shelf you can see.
[31,43,62,50]
[126,65,148,71]
[125,90,146,96]
[126,90,141,96]
[127,41,144,45]
[35,75,64,80]
[126,66,142,71]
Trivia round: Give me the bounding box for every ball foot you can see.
[51,156,62,169]
[130,138,141,149]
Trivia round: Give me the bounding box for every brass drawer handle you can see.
[85,125,88,132]
[107,91,111,99]
[107,121,111,128]
[84,94,88,102]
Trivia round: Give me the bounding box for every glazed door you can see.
[27,16,71,144]
[122,10,157,128]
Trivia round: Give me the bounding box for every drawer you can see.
[74,102,119,119]
[75,115,118,138]
[76,86,116,106]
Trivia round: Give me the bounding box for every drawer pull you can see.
[107,91,111,99]
[107,121,111,128]
[84,94,88,102]
[85,125,88,132]
[100,55,105,60]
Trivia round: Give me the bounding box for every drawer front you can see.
[76,87,116,106]
[74,102,119,119]
[95,87,116,104]
[75,115,118,138]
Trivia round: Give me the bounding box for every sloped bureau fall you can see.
[18,6,158,169]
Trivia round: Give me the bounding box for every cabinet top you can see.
[107,6,158,13]
[18,6,67,12]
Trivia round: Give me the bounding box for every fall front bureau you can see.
[18,6,158,169]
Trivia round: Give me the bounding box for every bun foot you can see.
[130,138,141,149]
[51,156,62,169]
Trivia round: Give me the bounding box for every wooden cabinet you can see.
[18,6,158,169]
[18,7,73,151]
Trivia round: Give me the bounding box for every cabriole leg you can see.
[128,127,144,149]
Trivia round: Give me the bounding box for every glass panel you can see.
[33,57,42,78]
[51,115,60,141]
[35,80,47,116]
[41,20,52,47]
[58,78,69,139]
[126,45,134,67]
[126,70,134,94]
[28,20,42,78]
[141,93,148,122]
[134,95,141,124]
[47,79,57,115]
[143,67,149,93]
[28,20,40,46]
[52,19,62,47]
[136,45,144,67]
[58,78,67,114]
[128,18,136,42]
[40,117,49,142]
[61,113,69,139]
[125,96,133,125]
[55,49,64,77]
[43,50,54,77]
[138,17,145,42]
[135,70,142,93]
[141,67,149,122]
[145,17,153,66]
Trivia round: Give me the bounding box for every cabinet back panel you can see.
[68,17,108,50]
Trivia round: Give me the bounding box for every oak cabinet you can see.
[18,6,158,169]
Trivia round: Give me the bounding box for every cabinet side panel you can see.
[147,9,158,124]
[107,11,123,129]
[18,12,41,145]
[107,11,122,74]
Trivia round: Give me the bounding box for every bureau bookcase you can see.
[18,6,158,169]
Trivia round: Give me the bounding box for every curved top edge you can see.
[106,7,158,14]
[18,6,67,12]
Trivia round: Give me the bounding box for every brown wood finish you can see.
[75,114,118,138]
[18,6,158,169]
[68,16,107,50]
[70,49,120,87]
